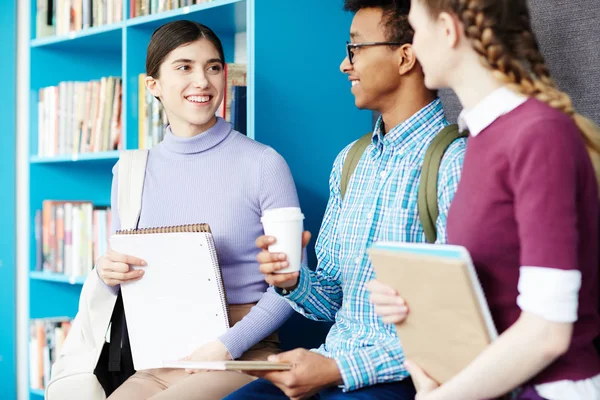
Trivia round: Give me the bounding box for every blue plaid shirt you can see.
[283,99,466,391]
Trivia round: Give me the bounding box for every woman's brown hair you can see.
[421,0,600,190]
[146,20,225,79]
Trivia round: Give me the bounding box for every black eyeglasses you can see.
[346,41,405,64]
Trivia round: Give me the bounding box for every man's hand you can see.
[182,340,232,374]
[367,279,409,324]
[256,231,311,289]
[247,348,342,400]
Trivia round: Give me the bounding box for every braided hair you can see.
[422,0,600,190]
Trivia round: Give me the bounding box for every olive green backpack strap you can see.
[341,133,372,200]
[418,124,468,243]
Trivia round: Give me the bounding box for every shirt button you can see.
[366,212,373,219]
[380,170,387,179]
[355,256,362,264]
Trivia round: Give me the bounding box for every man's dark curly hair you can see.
[344,0,414,45]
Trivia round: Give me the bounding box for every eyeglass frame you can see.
[346,41,406,65]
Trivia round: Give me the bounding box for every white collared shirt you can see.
[458,87,600,400]
[457,86,527,136]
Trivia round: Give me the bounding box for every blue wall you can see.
[0,0,17,396]
[254,1,372,348]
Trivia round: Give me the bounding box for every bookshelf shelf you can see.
[29,271,86,285]
[31,23,124,50]
[30,151,120,164]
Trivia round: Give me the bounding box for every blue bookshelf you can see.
[27,0,370,398]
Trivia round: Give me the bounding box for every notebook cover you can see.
[368,245,495,384]
[162,360,292,371]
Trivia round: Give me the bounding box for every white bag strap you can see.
[117,149,149,231]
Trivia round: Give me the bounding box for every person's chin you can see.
[188,115,217,128]
[190,109,216,121]
[354,96,370,110]
[424,74,443,91]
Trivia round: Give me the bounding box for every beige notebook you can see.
[162,360,292,371]
[368,242,497,384]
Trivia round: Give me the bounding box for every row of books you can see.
[35,0,221,39]
[137,64,247,149]
[131,0,216,18]
[36,64,246,156]
[218,63,247,123]
[37,77,122,157]
[138,74,168,150]
[29,318,72,390]
[36,201,112,279]
[36,0,124,38]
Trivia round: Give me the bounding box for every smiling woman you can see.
[49,19,302,400]
[144,21,226,138]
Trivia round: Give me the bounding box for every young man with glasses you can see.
[224,1,466,399]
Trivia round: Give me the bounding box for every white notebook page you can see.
[110,231,229,370]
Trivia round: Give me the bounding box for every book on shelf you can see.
[29,318,72,391]
[36,201,111,279]
[130,0,216,18]
[217,63,247,123]
[138,73,168,150]
[35,0,124,39]
[37,77,122,158]
[35,0,54,38]
[230,85,247,135]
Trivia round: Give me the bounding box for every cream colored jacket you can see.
[45,150,148,400]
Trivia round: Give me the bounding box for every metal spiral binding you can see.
[115,223,212,235]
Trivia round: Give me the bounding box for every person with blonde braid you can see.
[368,0,600,399]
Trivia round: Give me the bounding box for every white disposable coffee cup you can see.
[261,207,305,274]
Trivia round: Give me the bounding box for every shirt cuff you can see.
[516,266,581,323]
[334,349,380,392]
[276,264,312,304]
[218,290,294,359]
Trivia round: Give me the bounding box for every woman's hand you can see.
[405,360,440,399]
[182,340,232,374]
[97,249,146,286]
[367,279,409,324]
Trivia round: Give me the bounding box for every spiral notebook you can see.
[109,223,230,371]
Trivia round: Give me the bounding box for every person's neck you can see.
[379,88,436,134]
[169,116,218,138]
[448,60,503,111]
